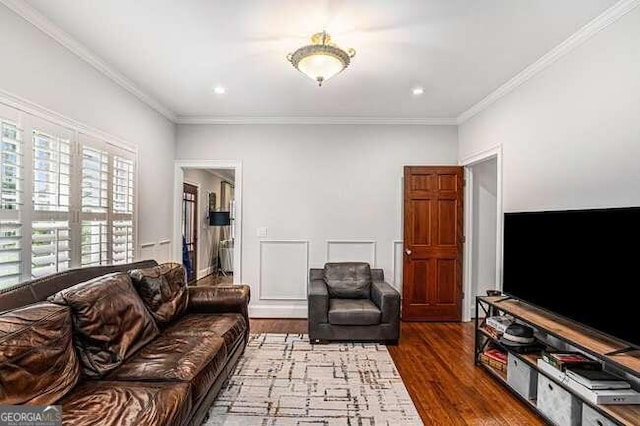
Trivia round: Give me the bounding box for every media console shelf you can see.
[475,296,640,426]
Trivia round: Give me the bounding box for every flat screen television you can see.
[502,206,640,350]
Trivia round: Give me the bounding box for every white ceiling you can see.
[23,0,618,121]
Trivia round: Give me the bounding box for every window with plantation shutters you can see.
[0,103,137,289]
[80,135,136,266]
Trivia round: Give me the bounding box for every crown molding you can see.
[175,115,457,125]
[0,0,177,122]
[457,0,640,124]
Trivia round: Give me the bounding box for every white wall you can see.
[471,158,497,312]
[177,124,458,317]
[459,7,640,213]
[0,5,176,261]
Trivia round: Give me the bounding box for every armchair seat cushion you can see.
[328,299,381,326]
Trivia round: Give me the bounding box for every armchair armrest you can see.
[308,279,329,324]
[371,281,400,324]
[187,285,250,323]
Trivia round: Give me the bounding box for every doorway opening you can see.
[462,146,502,321]
[174,161,242,285]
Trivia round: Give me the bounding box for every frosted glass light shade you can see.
[297,53,345,85]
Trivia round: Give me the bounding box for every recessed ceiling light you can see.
[213,86,226,95]
[412,87,424,96]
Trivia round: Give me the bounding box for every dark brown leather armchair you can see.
[308,262,400,344]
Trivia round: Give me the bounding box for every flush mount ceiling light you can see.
[287,31,355,86]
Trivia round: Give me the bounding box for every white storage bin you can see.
[537,374,582,426]
[581,403,617,426]
[507,352,537,399]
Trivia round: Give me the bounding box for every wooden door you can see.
[182,183,198,283]
[402,166,464,321]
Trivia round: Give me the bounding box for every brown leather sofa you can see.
[0,260,250,426]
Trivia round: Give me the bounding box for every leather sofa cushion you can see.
[129,262,188,325]
[324,262,372,299]
[49,272,159,378]
[59,380,191,426]
[108,332,227,405]
[163,313,246,348]
[0,302,80,405]
[328,299,381,325]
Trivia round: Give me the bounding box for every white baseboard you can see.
[197,266,213,280]
[249,304,308,319]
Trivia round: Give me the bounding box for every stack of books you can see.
[541,350,601,371]
[537,351,640,405]
[484,315,513,338]
[480,348,508,372]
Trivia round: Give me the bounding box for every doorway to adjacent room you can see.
[174,160,242,285]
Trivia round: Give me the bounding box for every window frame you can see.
[0,101,139,288]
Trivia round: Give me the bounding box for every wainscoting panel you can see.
[259,240,309,300]
[156,239,173,263]
[139,240,173,263]
[139,242,156,262]
[326,240,376,266]
[392,240,403,291]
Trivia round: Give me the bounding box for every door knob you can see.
[404,249,412,255]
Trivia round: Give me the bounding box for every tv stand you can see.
[475,296,640,426]
[605,347,637,356]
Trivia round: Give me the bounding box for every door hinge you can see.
[461,292,465,300]
[461,235,466,243]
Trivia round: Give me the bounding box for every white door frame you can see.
[460,145,503,321]
[173,160,243,284]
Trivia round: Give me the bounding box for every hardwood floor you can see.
[248,318,544,426]
[193,272,543,425]
[193,273,234,286]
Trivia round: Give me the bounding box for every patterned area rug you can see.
[204,333,423,426]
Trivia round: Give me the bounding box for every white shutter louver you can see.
[82,146,108,213]
[31,220,70,278]
[32,130,71,212]
[1,120,22,211]
[112,220,133,264]
[113,156,134,214]
[81,220,107,266]
[0,221,21,288]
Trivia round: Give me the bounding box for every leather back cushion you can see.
[129,262,188,325]
[0,302,80,404]
[324,262,372,299]
[48,272,159,378]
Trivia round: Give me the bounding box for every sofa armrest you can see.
[187,285,250,322]
[308,279,329,324]
[371,281,400,324]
